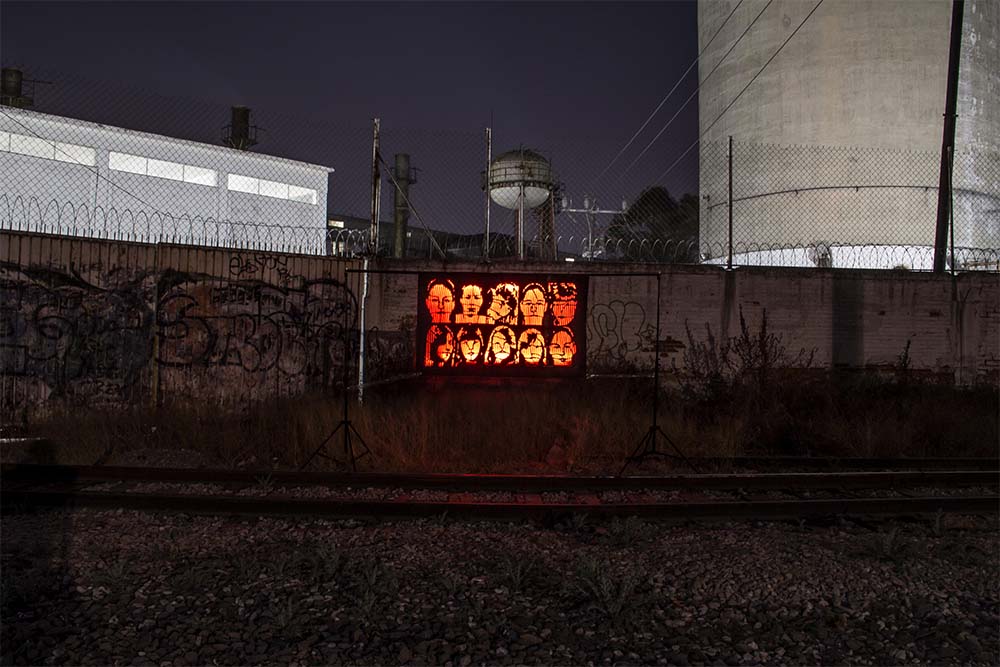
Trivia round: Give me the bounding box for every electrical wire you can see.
[378,152,446,260]
[657,0,826,184]
[592,0,746,184]
[0,106,167,216]
[618,0,775,181]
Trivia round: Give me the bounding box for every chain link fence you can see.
[700,141,1000,270]
[1,65,997,271]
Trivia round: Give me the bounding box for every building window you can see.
[109,151,217,187]
[227,173,258,194]
[147,158,184,181]
[258,178,288,199]
[54,142,96,166]
[10,134,54,160]
[109,152,146,175]
[184,164,217,186]
[289,185,318,205]
[0,132,96,166]
[227,172,317,205]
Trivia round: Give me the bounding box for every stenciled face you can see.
[460,335,482,362]
[434,336,454,363]
[551,297,577,326]
[519,287,546,325]
[519,329,544,365]
[459,285,484,319]
[488,327,513,363]
[425,283,455,323]
[486,284,516,322]
[548,329,576,366]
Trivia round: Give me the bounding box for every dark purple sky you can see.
[2,1,700,231]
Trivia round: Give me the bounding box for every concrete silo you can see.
[697,0,999,268]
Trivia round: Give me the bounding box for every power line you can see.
[592,0,746,185]
[618,0,775,181]
[0,106,167,216]
[377,152,446,260]
[657,0,826,184]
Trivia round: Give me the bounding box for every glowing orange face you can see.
[425,326,455,366]
[518,328,545,365]
[425,282,455,323]
[548,329,576,366]
[519,286,546,325]
[487,283,518,323]
[458,285,484,322]
[458,327,484,362]
[487,326,515,364]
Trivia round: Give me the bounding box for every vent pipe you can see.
[222,106,259,150]
[1,68,33,108]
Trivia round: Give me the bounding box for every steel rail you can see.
[2,464,997,492]
[1,487,996,521]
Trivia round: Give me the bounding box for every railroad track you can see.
[2,463,997,522]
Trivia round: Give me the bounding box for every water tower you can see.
[486,148,557,260]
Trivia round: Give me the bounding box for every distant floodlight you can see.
[621,198,628,212]
[560,195,569,210]
[583,195,592,210]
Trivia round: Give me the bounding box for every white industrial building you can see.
[0,107,333,253]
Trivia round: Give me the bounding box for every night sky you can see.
[1,1,700,233]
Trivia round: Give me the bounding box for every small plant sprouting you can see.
[254,472,275,495]
[498,554,538,593]
[572,554,645,622]
[349,560,397,624]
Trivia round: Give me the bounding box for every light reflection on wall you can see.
[418,274,586,374]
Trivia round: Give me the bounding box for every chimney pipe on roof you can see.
[222,106,258,150]
[1,68,33,108]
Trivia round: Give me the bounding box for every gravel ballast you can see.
[2,509,997,666]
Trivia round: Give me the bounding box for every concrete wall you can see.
[2,231,997,420]
[1,231,360,421]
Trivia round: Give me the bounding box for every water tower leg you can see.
[517,186,525,260]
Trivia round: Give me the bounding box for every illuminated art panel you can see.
[418,274,587,375]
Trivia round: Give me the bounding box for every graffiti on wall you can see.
[156,272,357,387]
[227,253,303,288]
[1,261,358,411]
[418,274,587,375]
[0,263,154,405]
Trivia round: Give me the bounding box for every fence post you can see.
[948,146,956,274]
[369,118,381,256]
[727,135,734,270]
[484,127,492,261]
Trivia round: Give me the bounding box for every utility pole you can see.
[392,154,413,259]
[933,0,964,273]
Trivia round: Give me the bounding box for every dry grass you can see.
[8,371,997,473]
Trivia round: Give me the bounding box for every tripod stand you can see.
[301,394,371,471]
[302,280,371,472]
[619,273,699,476]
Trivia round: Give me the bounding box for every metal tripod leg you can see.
[619,424,700,476]
[301,420,371,471]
